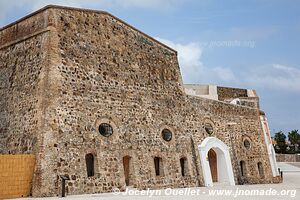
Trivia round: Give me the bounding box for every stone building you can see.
[0,5,280,197]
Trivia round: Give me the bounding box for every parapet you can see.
[0,5,176,54]
[184,84,259,108]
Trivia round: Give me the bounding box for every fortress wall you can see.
[0,6,277,197]
[0,31,49,154]
[0,8,50,47]
[0,8,60,197]
[188,96,274,184]
[32,7,275,196]
[38,7,195,193]
[43,8,197,195]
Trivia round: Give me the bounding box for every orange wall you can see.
[0,155,35,199]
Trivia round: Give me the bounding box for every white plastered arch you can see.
[198,137,235,186]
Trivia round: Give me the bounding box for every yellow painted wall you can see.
[0,155,35,199]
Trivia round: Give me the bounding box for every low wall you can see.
[276,154,300,162]
[0,154,35,199]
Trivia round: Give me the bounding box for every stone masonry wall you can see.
[0,10,48,155]
[0,6,278,197]
[48,7,274,196]
[217,86,248,101]
[0,8,64,197]
[276,154,300,162]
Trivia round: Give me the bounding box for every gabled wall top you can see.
[0,5,176,53]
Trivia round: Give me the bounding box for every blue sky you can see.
[1,0,299,135]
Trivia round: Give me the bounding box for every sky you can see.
[0,0,299,136]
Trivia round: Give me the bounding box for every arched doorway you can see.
[198,137,235,186]
[208,149,218,182]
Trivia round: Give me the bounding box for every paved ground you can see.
[286,162,300,168]
[277,162,300,172]
[18,162,300,200]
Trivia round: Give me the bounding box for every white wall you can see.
[184,84,218,100]
[198,137,235,186]
[260,115,279,176]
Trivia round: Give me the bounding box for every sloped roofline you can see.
[0,4,177,54]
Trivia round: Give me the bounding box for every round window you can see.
[99,123,113,137]
[162,129,172,142]
[243,139,251,149]
[204,123,213,135]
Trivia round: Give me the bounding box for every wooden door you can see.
[123,156,130,186]
[208,149,218,182]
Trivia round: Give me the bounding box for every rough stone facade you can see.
[0,5,280,197]
[217,86,248,101]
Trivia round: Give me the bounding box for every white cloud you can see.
[229,26,279,40]
[155,37,237,84]
[155,37,205,83]
[245,64,300,92]
[155,38,203,69]
[156,37,300,92]
[213,67,235,82]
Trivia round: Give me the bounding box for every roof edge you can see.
[184,84,255,91]
[187,94,260,112]
[0,5,177,54]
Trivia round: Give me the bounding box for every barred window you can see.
[99,123,113,137]
[204,123,213,135]
[162,129,172,142]
[244,139,251,149]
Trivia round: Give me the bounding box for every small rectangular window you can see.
[180,157,188,177]
[240,160,246,177]
[257,162,264,178]
[154,157,163,176]
[86,153,94,177]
